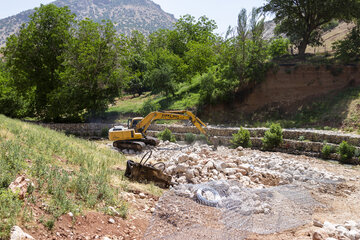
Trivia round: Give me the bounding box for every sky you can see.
[0,0,267,35]
[152,0,267,35]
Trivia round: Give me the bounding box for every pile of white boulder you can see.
[148,141,346,188]
[314,220,360,240]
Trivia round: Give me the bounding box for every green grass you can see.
[107,93,153,115]
[101,78,201,122]
[0,114,161,238]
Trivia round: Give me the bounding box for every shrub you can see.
[262,123,283,150]
[337,141,355,164]
[157,128,176,142]
[298,136,305,141]
[230,127,252,148]
[196,134,208,142]
[185,133,196,144]
[45,219,55,230]
[322,144,333,159]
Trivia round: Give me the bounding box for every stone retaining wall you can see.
[37,122,360,163]
[37,123,114,137]
[148,124,360,146]
[147,124,360,164]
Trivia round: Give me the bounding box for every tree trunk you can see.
[298,40,308,59]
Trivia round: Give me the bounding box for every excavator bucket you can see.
[124,151,172,189]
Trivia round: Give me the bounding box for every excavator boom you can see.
[135,111,207,136]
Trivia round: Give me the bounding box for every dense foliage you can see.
[5,2,359,122]
[262,0,360,57]
[333,21,360,63]
[1,4,124,122]
[0,6,291,122]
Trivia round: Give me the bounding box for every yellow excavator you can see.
[109,110,207,151]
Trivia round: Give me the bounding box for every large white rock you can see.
[323,221,336,234]
[185,169,195,180]
[10,226,34,240]
[347,229,360,240]
[336,225,349,237]
[223,168,237,175]
[238,163,253,171]
[205,160,215,169]
[223,162,237,168]
[345,221,358,230]
[228,175,237,180]
[8,176,33,199]
[188,153,200,162]
[211,169,219,175]
[214,161,223,171]
[236,168,248,175]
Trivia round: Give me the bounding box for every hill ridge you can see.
[0,0,176,46]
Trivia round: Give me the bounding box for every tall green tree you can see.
[262,0,360,57]
[145,48,184,96]
[3,4,75,119]
[333,21,360,63]
[0,61,27,117]
[125,31,149,96]
[52,19,125,120]
[222,8,267,85]
[174,15,217,44]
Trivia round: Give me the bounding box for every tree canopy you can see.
[2,4,125,121]
[0,5,294,122]
[262,0,360,57]
[3,4,75,119]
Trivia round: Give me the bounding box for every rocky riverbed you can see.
[147,141,352,187]
[125,140,360,240]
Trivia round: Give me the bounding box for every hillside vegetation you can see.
[0,114,161,238]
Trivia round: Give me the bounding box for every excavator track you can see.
[113,140,146,151]
[140,136,160,146]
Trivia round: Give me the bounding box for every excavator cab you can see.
[128,117,143,129]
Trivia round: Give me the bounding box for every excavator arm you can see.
[135,110,207,136]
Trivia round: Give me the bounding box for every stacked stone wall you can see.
[37,122,360,163]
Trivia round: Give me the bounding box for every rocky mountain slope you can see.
[0,0,176,46]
